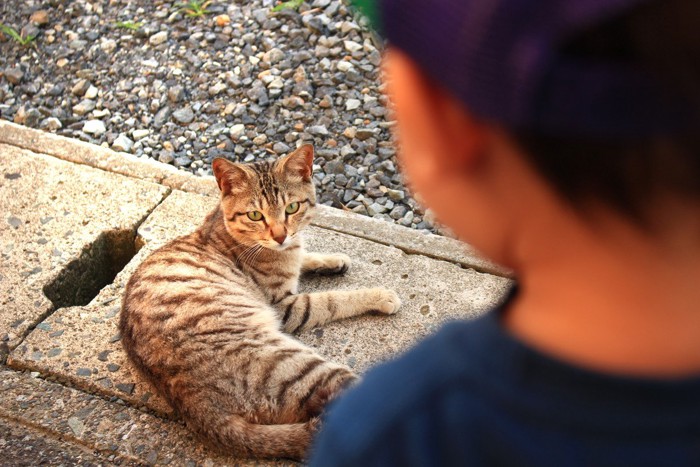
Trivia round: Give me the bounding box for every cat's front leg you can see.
[301,252,351,275]
[274,288,401,334]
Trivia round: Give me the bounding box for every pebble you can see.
[158,151,175,164]
[325,159,345,174]
[4,68,24,85]
[386,189,405,202]
[41,117,63,131]
[168,85,185,103]
[84,85,98,99]
[345,99,361,111]
[343,40,363,53]
[229,124,245,139]
[214,14,231,27]
[71,79,90,96]
[112,134,134,152]
[356,128,376,140]
[100,39,117,54]
[82,120,106,135]
[67,417,85,437]
[153,107,172,128]
[173,107,194,124]
[340,144,355,158]
[149,31,168,46]
[337,61,354,72]
[308,125,329,136]
[174,156,191,167]
[30,10,50,25]
[273,142,291,153]
[72,99,95,116]
[132,129,150,140]
[263,48,285,65]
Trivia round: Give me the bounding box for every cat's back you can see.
[124,231,264,312]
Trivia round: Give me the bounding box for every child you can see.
[310,0,700,465]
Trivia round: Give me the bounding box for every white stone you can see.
[83,120,106,135]
[337,61,353,73]
[100,39,117,54]
[132,129,150,140]
[229,124,245,139]
[344,40,363,53]
[267,77,284,89]
[112,134,134,152]
[84,85,98,99]
[345,99,361,111]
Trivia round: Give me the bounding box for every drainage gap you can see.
[43,229,141,308]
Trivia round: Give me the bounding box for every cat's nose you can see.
[273,234,287,245]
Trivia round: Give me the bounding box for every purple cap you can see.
[356,0,694,138]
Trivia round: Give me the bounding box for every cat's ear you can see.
[212,158,249,196]
[280,144,314,182]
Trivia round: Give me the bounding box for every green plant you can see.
[115,20,144,30]
[176,0,213,17]
[0,23,37,47]
[271,0,304,12]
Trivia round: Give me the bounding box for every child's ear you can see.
[384,50,488,181]
[280,144,314,182]
[212,158,249,196]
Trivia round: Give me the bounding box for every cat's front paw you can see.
[369,288,401,315]
[306,253,352,275]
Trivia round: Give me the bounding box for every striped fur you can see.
[120,145,400,460]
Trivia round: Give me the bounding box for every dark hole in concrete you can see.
[43,229,140,308]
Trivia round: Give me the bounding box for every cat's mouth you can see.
[261,235,296,251]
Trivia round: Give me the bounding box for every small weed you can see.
[176,0,213,17]
[115,20,144,30]
[0,23,37,47]
[271,0,304,12]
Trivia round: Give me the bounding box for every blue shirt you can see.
[310,294,700,466]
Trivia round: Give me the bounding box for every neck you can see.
[504,203,700,378]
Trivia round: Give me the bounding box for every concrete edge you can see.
[0,119,509,276]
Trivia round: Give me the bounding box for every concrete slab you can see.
[0,368,288,466]
[0,143,169,361]
[9,190,510,421]
[0,416,123,466]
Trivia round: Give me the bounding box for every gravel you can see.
[0,0,436,233]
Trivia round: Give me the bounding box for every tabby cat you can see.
[120,144,401,460]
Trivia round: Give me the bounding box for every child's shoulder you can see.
[311,310,502,464]
[311,291,700,466]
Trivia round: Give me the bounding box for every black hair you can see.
[515,0,700,224]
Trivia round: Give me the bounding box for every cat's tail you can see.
[193,415,318,461]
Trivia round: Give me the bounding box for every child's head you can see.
[358,0,700,268]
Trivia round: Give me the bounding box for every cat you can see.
[119,144,401,460]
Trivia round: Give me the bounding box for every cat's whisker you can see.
[237,244,263,268]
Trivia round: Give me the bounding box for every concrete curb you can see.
[0,120,508,277]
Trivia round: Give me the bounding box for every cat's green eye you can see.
[285,202,300,215]
[247,211,263,221]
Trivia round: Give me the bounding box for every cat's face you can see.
[212,145,316,251]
